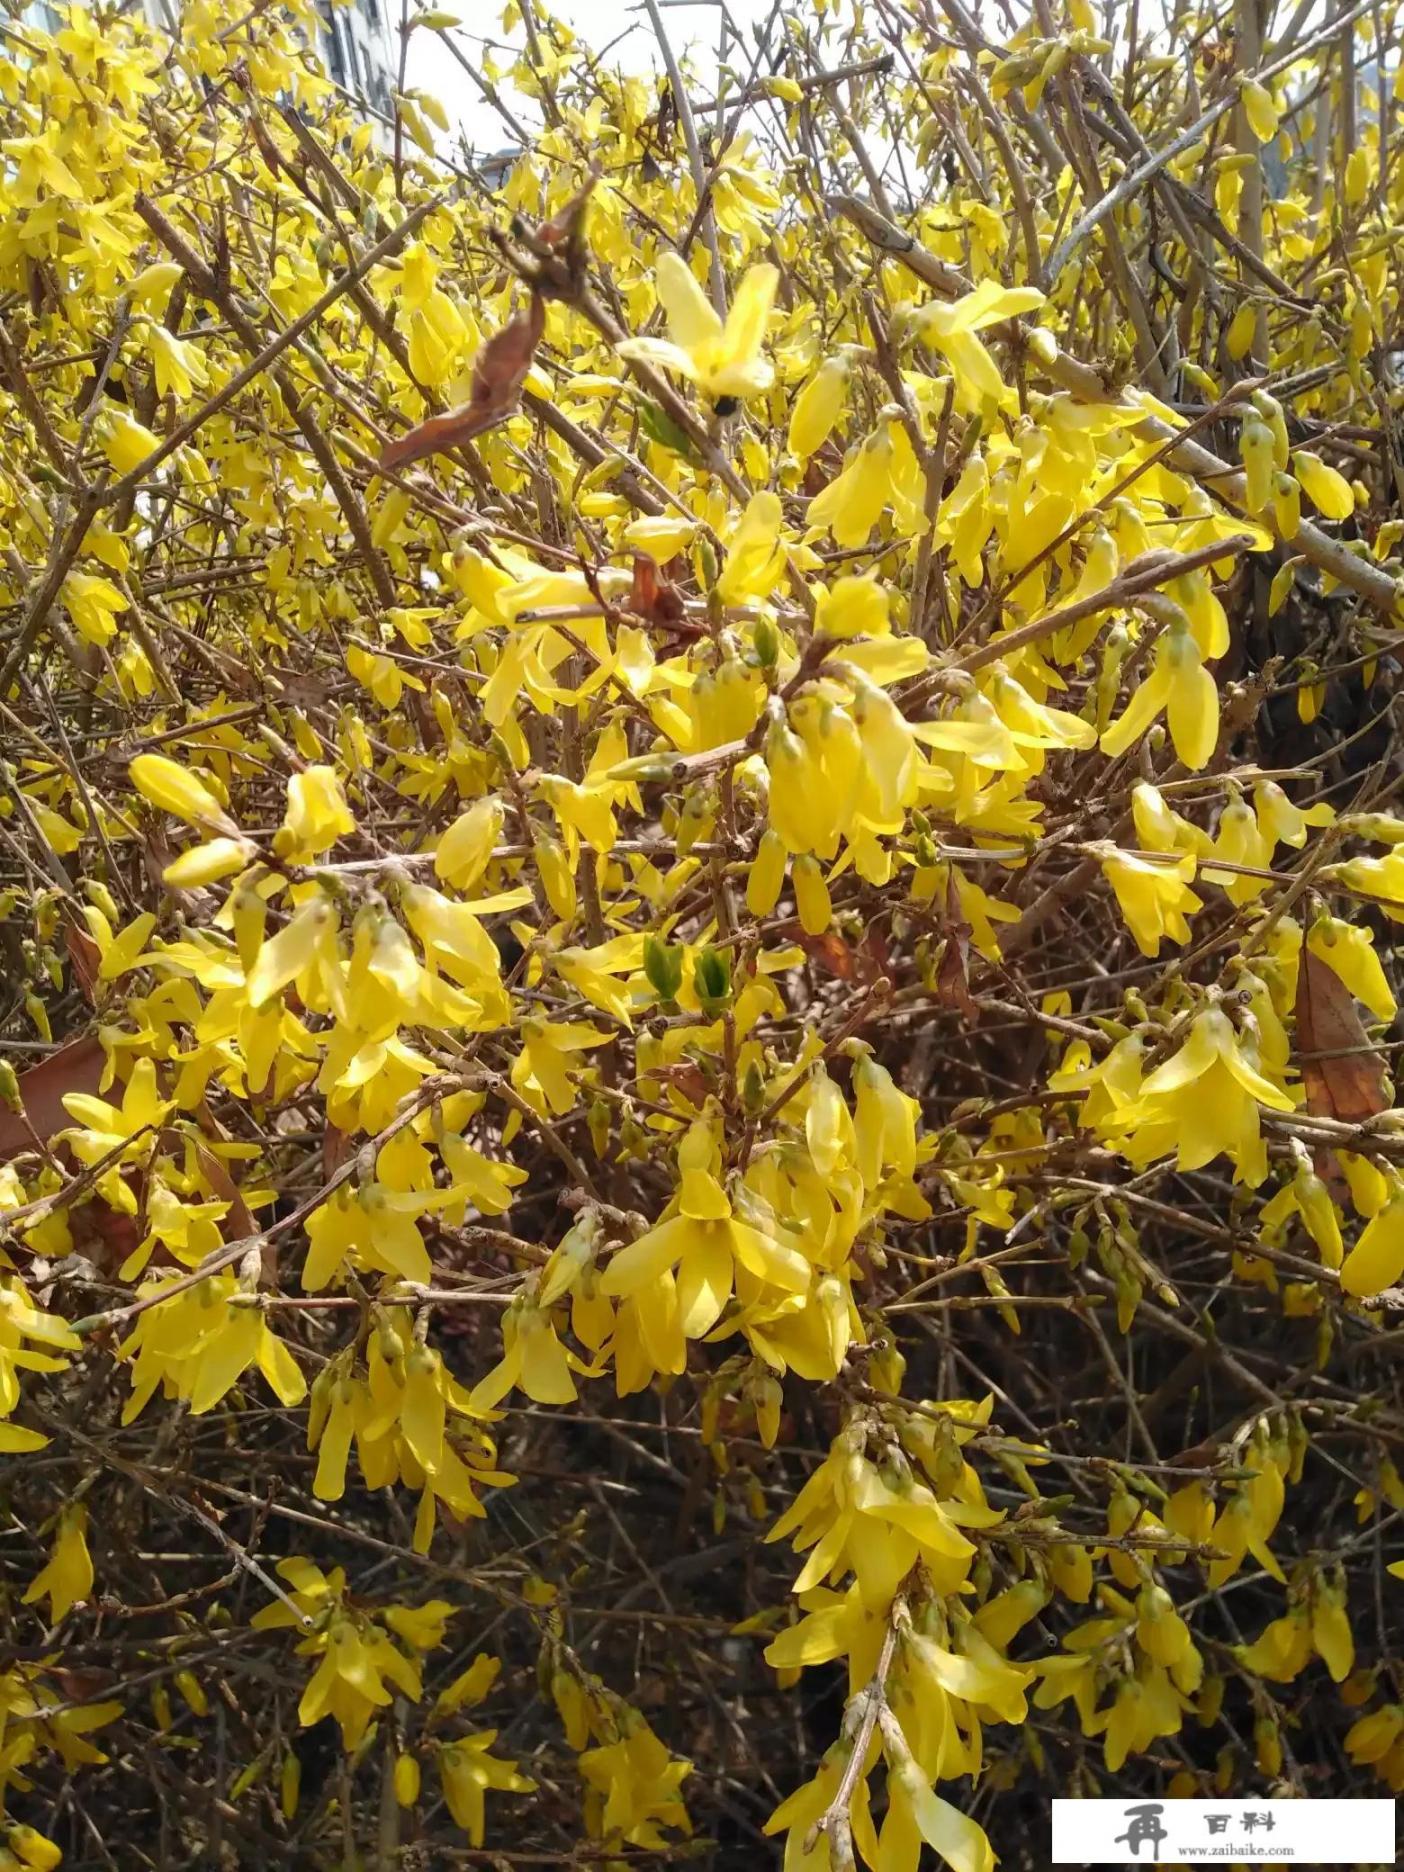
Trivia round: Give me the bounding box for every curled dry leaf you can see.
[379,292,547,470]
[934,874,977,1019]
[0,1034,106,1164]
[535,176,596,257]
[628,553,686,632]
[192,1137,274,1283]
[63,917,102,1006]
[1295,947,1389,1124]
[800,929,855,980]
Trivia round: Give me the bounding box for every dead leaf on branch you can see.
[534,176,596,259]
[0,1033,106,1164]
[1295,947,1389,1124]
[63,917,102,1006]
[379,292,546,470]
[934,873,977,1019]
[628,553,686,633]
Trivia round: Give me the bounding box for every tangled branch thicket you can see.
[5,0,1404,1863]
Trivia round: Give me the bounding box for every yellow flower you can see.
[1254,779,1333,853]
[1101,849,1202,956]
[815,573,890,640]
[1260,1163,1343,1270]
[1348,1705,1404,1763]
[22,1505,93,1623]
[918,278,1044,411]
[1311,1570,1355,1681]
[878,1757,994,1872]
[1307,914,1395,1022]
[0,1277,80,1426]
[117,1272,307,1421]
[788,354,850,458]
[1240,77,1278,142]
[130,753,238,834]
[616,252,778,405]
[63,570,128,647]
[275,765,356,860]
[765,1744,878,1869]
[97,407,161,474]
[808,423,899,547]
[1050,1032,1146,1132]
[715,491,787,603]
[468,1293,585,1409]
[1341,1187,1404,1297]
[61,1057,173,1166]
[1101,622,1219,770]
[5,1825,63,1871]
[145,321,208,398]
[439,1732,535,1844]
[1331,850,1404,922]
[435,798,503,890]
[1108,1005,1292,1173]
[1293,448,1355,519]
[510,1018,612,1117]
[578,1720,691,1847]
[600,1118,810,1338]
[1205,790,1272,905]
[766,1418,998,1608]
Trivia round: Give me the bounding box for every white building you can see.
[317,0,396,115]
[22,0,396,115]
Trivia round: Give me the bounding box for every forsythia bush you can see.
[2,0,1404,1862]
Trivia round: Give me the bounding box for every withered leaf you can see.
[628,553,686,631]
[858,919,891,986]
[323,1122,353,1180]
[655,1061,710,1107]
[0,1033,106,1163]
[191,1140,255,1241]
[69,1194,144,1282]
[935,874,977,1018]
[536,176,596,253]
[192,1137,273,1282]
[380,292,546,470]
[1295,947,1389,1124]
[800,930,855,980]
[63,917,102,1006]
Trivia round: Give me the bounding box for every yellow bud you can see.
[130,753,237,834]
[1240,78,1278,143]
[1293,449,1355,521]
[1225,300,1258,360]
[792,854,831,935]
[394,1751,421,1805]
[281,1749,301,1819]
[1239,418,1276,513]
[746,827,788,917]
[1271,471,1300,541]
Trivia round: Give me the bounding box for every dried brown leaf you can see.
[64,917,102,1006]
[380,293,546,470]
[628,553,686,631]
[0,1034,106,1163]
[1295,947,1388,1123]
[800,930,855,980]
[323,1122,353,1180]
[536,177,596,252]
[935,874,977,1018]
[858,920,891,986]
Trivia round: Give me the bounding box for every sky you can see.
[403,0,778,153]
